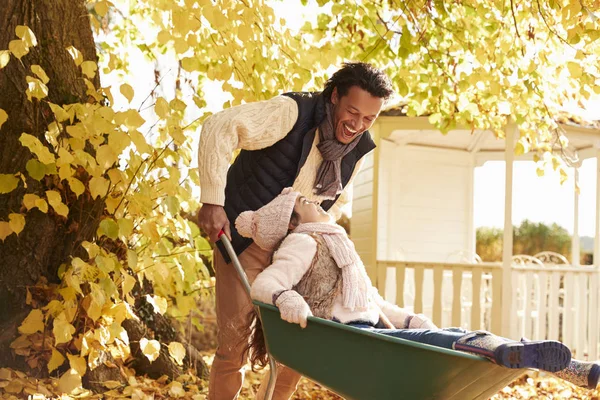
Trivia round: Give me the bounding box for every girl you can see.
[238,188,599,390]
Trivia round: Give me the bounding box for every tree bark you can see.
[0,0,103,365]
[0,1,210,384]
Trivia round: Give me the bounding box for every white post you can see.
[594,150,600,266]
[466,155,476,256]
[572,168,580,266]
[501,124,516,338]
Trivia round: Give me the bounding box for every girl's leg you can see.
[360,326,571,372]
[520,337,599,389]
[553,359,600,389]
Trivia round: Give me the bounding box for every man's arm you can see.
[197,96,298,241]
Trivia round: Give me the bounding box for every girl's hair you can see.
[289,210,300,231]
[240,309,269,370]
[241,210,301,370]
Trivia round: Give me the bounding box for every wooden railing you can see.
[376,260,600,360]
[511,265,600,359]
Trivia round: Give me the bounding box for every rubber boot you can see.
[521,337,599,388]
[453,331,571,372]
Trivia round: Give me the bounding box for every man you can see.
[198,62,393,399]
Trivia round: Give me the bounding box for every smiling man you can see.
[197,62,393,400]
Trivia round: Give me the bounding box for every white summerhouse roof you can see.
[377,110,600,164]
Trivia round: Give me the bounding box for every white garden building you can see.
[351,110,600,360]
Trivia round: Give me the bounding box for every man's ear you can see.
[331,87,339,105]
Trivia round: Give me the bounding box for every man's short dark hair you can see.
[322,62,394,102]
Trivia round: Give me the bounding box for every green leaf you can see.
[0,174,19,194]
[98,218,119,240]
[26,159,46,180]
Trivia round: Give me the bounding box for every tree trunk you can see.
[0,1,210,383]
[0,0,103,365]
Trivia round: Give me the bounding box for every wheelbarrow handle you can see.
[218,229,252,298]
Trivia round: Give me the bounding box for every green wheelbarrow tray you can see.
[256,301,525,400]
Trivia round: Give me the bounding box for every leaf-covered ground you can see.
[2,354,600,399]
[2,299,599,399]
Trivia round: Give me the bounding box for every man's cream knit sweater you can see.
[198,95,365,220]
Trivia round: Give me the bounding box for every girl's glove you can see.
[275,290,312,328]
[408,313,438,330]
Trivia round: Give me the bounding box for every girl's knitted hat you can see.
[235,187,301,251]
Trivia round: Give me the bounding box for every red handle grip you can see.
[218,229,225,239]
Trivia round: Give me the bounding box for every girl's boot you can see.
[454,331,571,372]
[521,337,599,388]
[553,359,600,389]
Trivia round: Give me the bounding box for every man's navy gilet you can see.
[217,91,376,262]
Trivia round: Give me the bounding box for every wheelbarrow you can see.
[219,233,525,400]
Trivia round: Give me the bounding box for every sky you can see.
[474,159,597,236]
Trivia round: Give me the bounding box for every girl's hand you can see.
[275,290,312,328]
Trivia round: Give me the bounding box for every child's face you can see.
[293,196,332,224]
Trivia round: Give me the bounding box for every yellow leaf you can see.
[127,249,138,271]
[118,218,133,237]
[35,198,48,213]
[103,380,123,389]
[0,222,13,241]
[19,133,55,164]
[23,193,40,210]
[89,176,109,199]
[0,174,19,194]
[31,65,49,84]
[66,46,83,66]
[8,213,25,235]
[155,97,169,118]
[139,338,161,362]
[67,177,85,197]
[567,62,582,78]
[26,76,49,101]
[8,39,28,60]
[16,25,37,47]
[122,273,136,296]
[18,309,45,334]
[57,368,82,395]
[552,157,561,171]
[0,108,7,130]
[108,131,130,156]
[48,103,70,122]
[67,354,87,377]
[95,0,109,17]
[0,50,10,69]
[145,294,168,314]
[48,348,66,373]
[168,342,185,366]
[157,30,171,45]
[120,83,134,103]
[536,168,545,177]
[129,130,151,154]
[96,145,118,170]
[53,313,76,345]
[125,109,146,129]
[81,61,97,79]
[46,190,69,218]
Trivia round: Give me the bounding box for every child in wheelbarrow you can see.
[237,187,599,390]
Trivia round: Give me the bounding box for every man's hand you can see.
[198,204,231,242]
